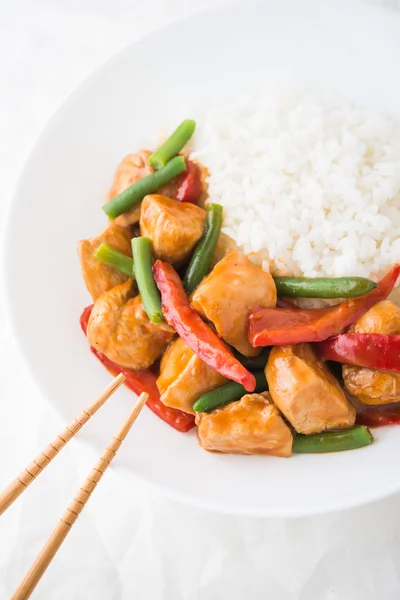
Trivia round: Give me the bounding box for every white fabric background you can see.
[1,1,400,598]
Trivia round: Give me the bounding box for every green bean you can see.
[103,156,186,219]
[131,237,163,323]
[183,203,223,293]
[293,426,374,453]
[148,119,196,170]
[193,371,267,413]
[234,348,271,370]
[94,243,134,277]
[273,276,377,299]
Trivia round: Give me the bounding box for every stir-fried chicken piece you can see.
[157,337,227,414]
[87,280,174,369]
[140,194,205,265]
[266,343,356,434]
[78,223,132,301]
[347,300,400,335]
[108,151,152,228]
[108,150,202,228]
[191,251,276,356]
[196,392,292,456]
[343,300,400,405]
[210,232,237,268]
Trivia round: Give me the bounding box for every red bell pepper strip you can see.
[80,304,94,336]
[318,334,400,373]
[152,260,256,392]
[176,159,202,203]
[80,305,195,433]
[356,404,400,427]
[248,264,400,347]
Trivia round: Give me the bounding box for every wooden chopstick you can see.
[11,390,149,600]
[0,373,126,517]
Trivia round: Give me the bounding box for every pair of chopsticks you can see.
[0,373,148,600]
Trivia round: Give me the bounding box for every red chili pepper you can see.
[176,159,202,203]
[80,305,195,433]
[152,260,256,392]
[80,305,94,335]
[356,404,400,427]
[318,334,400,373]
[248,264,400,347]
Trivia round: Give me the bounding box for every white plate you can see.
[3,0,400,517]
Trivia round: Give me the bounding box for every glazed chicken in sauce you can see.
[78,223,132,301]
[342,301,400,405]
[87,280,174,370]
[140,194,205,265]
[157,337,227,414]
[78,118,400,456]
[109,150,189,228]
[196,392,292,456]
[109,151,153,228]
[267,343,356,435]
[191,251,276,356]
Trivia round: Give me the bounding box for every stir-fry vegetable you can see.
[149,119,196,170]
[196,391,293,457]
[249,264,400,346]
[103,156,186,219]
[183,203,223,293]
[79,112,400,458]
[94,243,134,278]
[356,404,400,427]
[132,237,163,323]
[274,276,377,298]
[80,305,195,432]
[293,426,374,453]
[318,334,400,373]
[153,260,256,391]
[235,347,271,370]
[176,160,202,203]
[193,371,267,413]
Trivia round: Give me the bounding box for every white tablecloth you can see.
[1,1,400,598]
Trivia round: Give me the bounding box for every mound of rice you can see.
[191,88,400,286]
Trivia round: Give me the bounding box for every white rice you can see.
[191,88,400,286]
